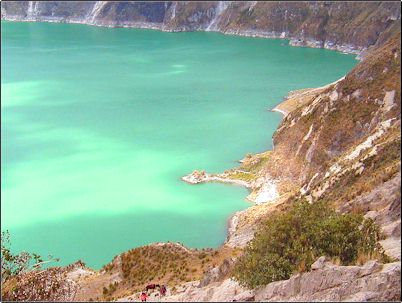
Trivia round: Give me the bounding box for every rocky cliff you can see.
[1,1,401,54]
[154,258,401,302]
[217,26,401,258]
[269,30,401,257]
[174,5,400,301]
[1,1,401,302]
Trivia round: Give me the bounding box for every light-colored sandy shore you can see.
[272,76,345,115]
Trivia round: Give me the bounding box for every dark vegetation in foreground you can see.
[233,199,392,288]
[1,230,58,283]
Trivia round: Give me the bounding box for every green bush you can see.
[233,199,389,288]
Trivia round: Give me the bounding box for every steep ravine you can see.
[1,1,401,302]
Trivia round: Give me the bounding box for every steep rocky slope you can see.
[1,243,239,301]
[154,258,401,302]
[2,1,401,54]
[176,22,401,301]
[272,31,401,256]
[1,1,401,302]
[216,29,401,257]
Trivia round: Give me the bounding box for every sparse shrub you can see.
[102,263,114,272]
[1,230,59,283]
[296,260,306,273]
[198,252,207,259]
[330,256,341,266]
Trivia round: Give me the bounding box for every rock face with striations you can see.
[267,31,401,260]
[157,258,401,302]
[2,1,401,54]
[253,259,401,302]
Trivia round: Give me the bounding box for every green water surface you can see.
[1,21,357,268]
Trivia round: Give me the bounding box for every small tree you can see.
[1,230,59,283]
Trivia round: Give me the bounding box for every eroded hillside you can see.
[1,1,401,302]
[2,1,401,54]
[217,30,401,258]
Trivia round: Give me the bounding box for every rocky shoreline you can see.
[1,16,364,58]
[220,28,364,57]
[181,167,280,248]
[181,170,279,205]
[181,170,251,188]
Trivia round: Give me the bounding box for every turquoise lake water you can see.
[1,21,357,269]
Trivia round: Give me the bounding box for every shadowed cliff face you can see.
[1,1,401,53]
